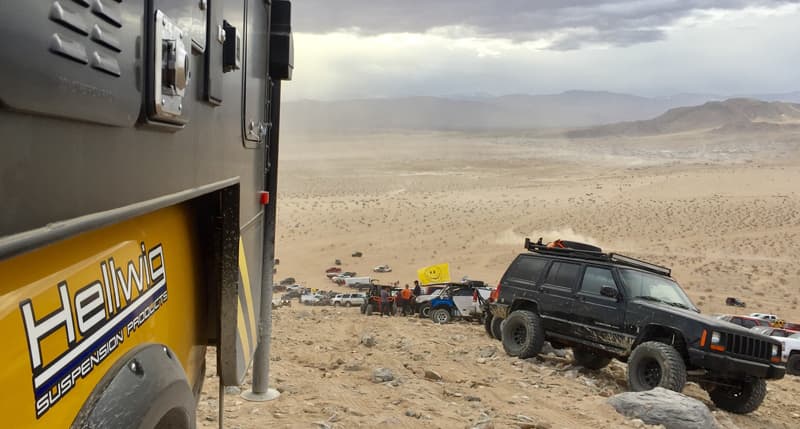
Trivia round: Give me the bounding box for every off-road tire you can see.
[431,308,452,324]
[627,341,687,392]
[708,378,767,414]
[418,303,431,319]
[366,303,373,316]
[573,348,612,370]
[490,317,503,341]
[501,310,544,358]
[787,354,800,375]
[345,301,352,307]
[484,313,495,338]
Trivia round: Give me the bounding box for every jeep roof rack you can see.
[524,238,671,277]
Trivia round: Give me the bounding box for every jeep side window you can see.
[580,266,618,296]
[544,261,581,288]
[506,257,549,282]
[453,288,473,296]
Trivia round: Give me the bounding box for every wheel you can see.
[708,379,767,414]
[345,301,352,307]
[431,308,452,324]
[366,303,373,316]
[360,304,366,314]
[484,313,495,338]
[501,310,544,358]
[418,303,431,319]
[627,341,686,392]
[573,348,612,370]
[490,317,503,340]
[333,302,340,307]
[787,354,800,375]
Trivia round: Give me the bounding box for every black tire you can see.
[501,310,544,358]
[431,308,451,324]
[345,301,352,307]
[418,303,431,319]
[366,303,373,316]
[573,348,612,370]
[787,354,800,375]
[484,313,495,338]
[708,379,767,414]
[490,317,503,341]
[627,341,687,392]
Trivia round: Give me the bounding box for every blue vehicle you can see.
[430,282,492,324]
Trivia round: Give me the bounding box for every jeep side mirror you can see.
[600,286,618,299]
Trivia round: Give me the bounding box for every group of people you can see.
[378,281,423,317]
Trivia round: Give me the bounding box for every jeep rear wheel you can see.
[490,317,503,341]
[708,379,767,414]
[787,354,800,375]
[501,310,544,358]
[484,313,495,338]
[365,303,373,316]
[627,341,686,392]
[431,308,451,324]
[573,348,612,370]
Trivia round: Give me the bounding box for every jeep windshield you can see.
[619,269,698,312]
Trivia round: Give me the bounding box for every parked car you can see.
[326,267,342,273]
[373,264,392,273]
[300,293,325,305]
[352,251,363,257]
[717,315,772,329]
[487,238,784,414]
[344,276,373,288]
[725,297,746,307]
[751,327,800,375]
[279,277,297,286]
[750,313,779,322]
[332,293,366,307]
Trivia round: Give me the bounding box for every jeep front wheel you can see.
[573,348,612,370]
[627,341,686,392]
[501,310,544,358]
[708,379,767,414]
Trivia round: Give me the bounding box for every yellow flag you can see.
[417,263,451,285]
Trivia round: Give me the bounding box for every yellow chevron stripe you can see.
[237,302,252,357]
[238,240,257,344]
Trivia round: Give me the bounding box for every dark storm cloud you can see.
[292,0,798,49]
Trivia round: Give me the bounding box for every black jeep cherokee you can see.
[486,238,785,414]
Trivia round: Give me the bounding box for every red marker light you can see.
[259,191,270,205]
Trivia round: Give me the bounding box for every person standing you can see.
[400,284,413,316]
[413,280,422,298]
[380,287,391,317]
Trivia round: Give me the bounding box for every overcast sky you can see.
[282,1,800,100]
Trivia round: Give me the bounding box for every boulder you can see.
[372,368,394,383]
[607,388,719,429]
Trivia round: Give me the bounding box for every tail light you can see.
[489,282,501,303]
[473,290,478,302]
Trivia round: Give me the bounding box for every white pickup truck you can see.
[751,326,800,375]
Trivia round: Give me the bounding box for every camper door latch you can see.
[153,10,189,122]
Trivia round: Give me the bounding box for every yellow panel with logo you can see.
[0,203,206,427]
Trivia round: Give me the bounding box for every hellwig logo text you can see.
[19,242,169,418]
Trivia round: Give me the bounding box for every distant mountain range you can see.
[566,98,800,138]
[281,91,800,132]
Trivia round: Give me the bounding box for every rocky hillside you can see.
[566,98,800,138]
